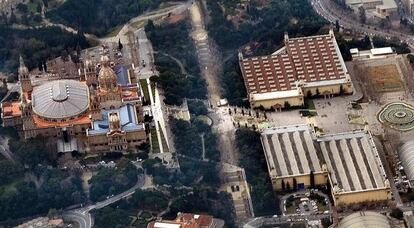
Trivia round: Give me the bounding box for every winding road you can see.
[63,174,145,228]
[310,0,414,49]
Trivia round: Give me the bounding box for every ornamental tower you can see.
[18,56,32,93]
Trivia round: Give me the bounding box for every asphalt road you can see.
[310,0,414,49]
[63,175,145,228]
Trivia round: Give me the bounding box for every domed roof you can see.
[32,80,89,119]
[399,140,414,181]
[98,56,117,90]
[99,65,116,80]
[339,211,390,228]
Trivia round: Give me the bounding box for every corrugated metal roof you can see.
[339,211,390,228]
[32,80,89,119]
[399,140,414,181]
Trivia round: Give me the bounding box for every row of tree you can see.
[235,128,279,216]
[146,20,207,106]
[89,158,141,202]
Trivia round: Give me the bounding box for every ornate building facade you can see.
[1,55,147,154]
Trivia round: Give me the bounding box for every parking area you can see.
[282,190,331,216]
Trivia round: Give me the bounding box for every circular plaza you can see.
[378,102,414,131]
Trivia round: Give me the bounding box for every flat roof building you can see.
[261,125,327,190]
[261,124,391,206]
[350,47,395,60]
[239,30,353,109]
[147,213,224,228]
[345,0,397,18]
[318,131,390,205]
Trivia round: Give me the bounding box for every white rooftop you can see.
[318,131,388,193]
[262,125,389,194]
[154,222,181,228]
[370,47,394,55]
[251,88,302,101]
[261,124,323,178]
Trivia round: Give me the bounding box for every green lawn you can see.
[105,25,123,38]
[150,82,156,100]
[158,122,169,153]
[150,128,160,153]
[286,204,296,214]
[317,202,329,212]
[305,99,316,110]
[0,177,24,193]
[26,0,41,13]
[130,20,146,30]
[140,79,151,105]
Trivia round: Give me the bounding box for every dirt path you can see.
[188,2,239,165]
[189,2,222,103]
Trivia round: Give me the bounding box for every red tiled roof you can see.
[2,102,22,117]
[240,32,347,95]
[147,213,214,228]
[33,114,91,128]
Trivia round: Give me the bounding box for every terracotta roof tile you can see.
[241,33,347,95]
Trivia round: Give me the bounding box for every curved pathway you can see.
[279,190,332,215]
[63,174,146,228]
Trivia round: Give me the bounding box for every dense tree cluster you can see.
[93,206,130,228]
[207,0,326,51]
[9,136,52,168]
[188,100,208,116]
[0,25,88,73]
[0,128,85,223]
[0,1,43,26]
[335,35,371,61]
[236,128,279,215]
[0,168,85,221]
[89,158,141,202]
[167,188,235,227]
[171,118,220,162]
[220,55,248,106]
[129,189,169,211]
[206,0,327,106]
[0,160,24,186]
[47,0,174,36]
[372,36,410,54]
[147,21,207,106]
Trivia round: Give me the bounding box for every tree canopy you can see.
[47,0,169,36]
[236,128,279,215]
[0,25,89,73]
[89,158,140,202]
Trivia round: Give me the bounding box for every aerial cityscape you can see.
[2,0,414,227]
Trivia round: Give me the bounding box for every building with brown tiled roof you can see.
[239,29,353,109]
[147,213,224,228]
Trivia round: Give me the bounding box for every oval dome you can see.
[32,80,89,120]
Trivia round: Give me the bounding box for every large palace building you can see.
[239,29,353,109]
[1,55,147,154]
